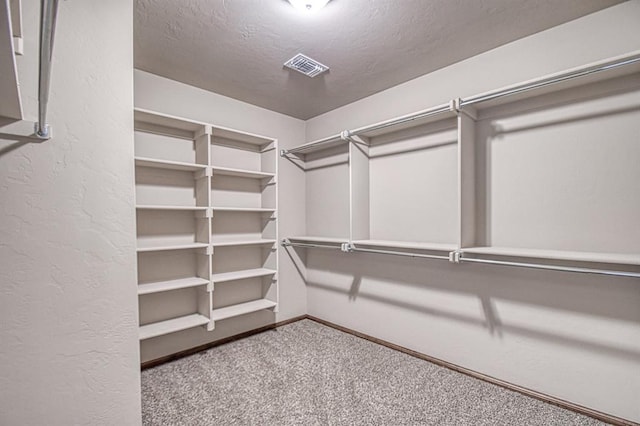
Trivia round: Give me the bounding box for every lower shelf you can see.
[211,268,276,284]
[139,313,210,340]
[211,299,277,322]
[138,277,210,295]
[462,246,640,266]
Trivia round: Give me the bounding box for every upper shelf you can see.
[462,246,640,266]
[0,0,22,120]
[460,51,640,111]
[134,108,275,147]
[287,236,348,244]
[282,133,347,157]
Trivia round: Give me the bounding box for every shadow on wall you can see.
[284,246,640,364]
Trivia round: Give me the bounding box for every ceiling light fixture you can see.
[287,0,330,12]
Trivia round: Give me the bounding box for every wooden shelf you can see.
[462,246,640,266]
[137,242,209,252]
[212,207,276,213]
[211,166,275,180]
[139,313,209,340]
[136,205,208,211]
[138,277,210,295]
[211,268,276,284]
[211,299,277,322]
[134,156,206,172]
[352,239,457,252]
[211,239,276,247]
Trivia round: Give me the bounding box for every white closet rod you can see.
[460,55,640,107]
[349,104,452,137]
[282,240,344,250]
[347,245,450,261]
[35,0,59,139]
[459,256,640,279]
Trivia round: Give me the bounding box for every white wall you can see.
[134,70,307,362]
[303,2,640,422]
[0,1,141,425]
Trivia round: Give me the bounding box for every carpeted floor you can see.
[141,319,605,425]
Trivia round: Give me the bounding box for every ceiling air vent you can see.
[284,54,329,78]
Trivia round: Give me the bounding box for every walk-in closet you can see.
[1,1,639,425]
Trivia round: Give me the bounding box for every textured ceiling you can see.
[134,0,622,120]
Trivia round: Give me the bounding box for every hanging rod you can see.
[281,240,344,250]
[280,132,349,157]
[460,54,640,107]
[349,103,453,137]
[35,0,59,139]
[458,255,640,279]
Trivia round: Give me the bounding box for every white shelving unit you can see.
[134,108,279,343]
[283,51,640,277]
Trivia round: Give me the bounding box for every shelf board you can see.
[134,156,206,172]
[211,299,277,322]
[211,268,276,284]
[138,277,210,295]
[287,236,348,244]
[462,246,640,266]
[134,108,208,133]
[211,239,276,248]
[211,166,275,180]
[137,242,209,252]
[136,205,208,211]
[352,239,457,252]
[285,134,347,156]
[212,207,276,213]
[139,313,209,340]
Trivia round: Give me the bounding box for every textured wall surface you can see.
[304,2,640,422]
[0,1,141,425]
[134,70,307,362]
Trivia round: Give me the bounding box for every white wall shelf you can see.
[139,313,210,341]
[138,277,210,295]
[135,108,279,347]
[462,247,640,266]
[211,166,275,180]
[211,268,276,284]
[210,299,277,322]
[134,157,207,172]
[211,207,276,213]
[136,205,208,211]
[136,242,209,253]
[211,239,276,247]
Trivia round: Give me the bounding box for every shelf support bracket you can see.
[449,250,462,263]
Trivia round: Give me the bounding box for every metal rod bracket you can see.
[449,250,462,263]
[341,242,354,253]
[280,149,288,157]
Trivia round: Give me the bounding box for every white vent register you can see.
[284,53,329,77]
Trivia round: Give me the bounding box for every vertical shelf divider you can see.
[457,101,477,251]
[349,135,370,242]
[195,125,214,330]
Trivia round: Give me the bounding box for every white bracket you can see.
[340,130,351,141]
[452,98,478,121]
[279,149,288,157]
[341,242,354,253]
[0,120,52,142]
[13,37,23,55]
[449,250,462,263]
[208,281,215,292]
